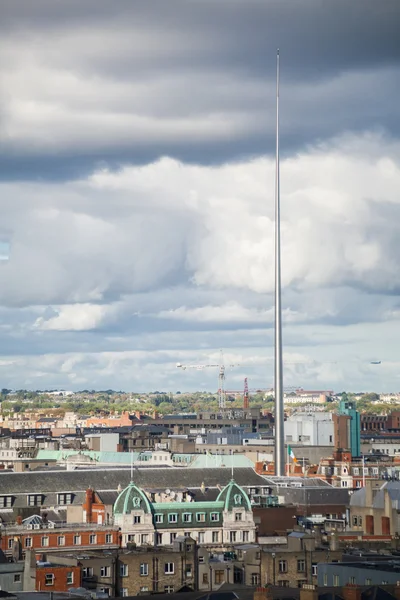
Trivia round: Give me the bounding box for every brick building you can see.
[260,532,341,588]
[36,563,81,592]
[117,537,197,595]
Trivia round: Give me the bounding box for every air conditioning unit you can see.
[26,524,33,530]
[34,524,41,529]
[48,523,55,529]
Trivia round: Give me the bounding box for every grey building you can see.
[317,561,400,587]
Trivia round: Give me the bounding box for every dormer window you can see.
[58,493,73,505]
[0,496,13,508]
[28,494,43,507]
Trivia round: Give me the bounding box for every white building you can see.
[113,479,256,548]
[284,412,334,446]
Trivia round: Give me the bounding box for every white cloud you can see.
[1,133,400,389]
[33,303,114,331]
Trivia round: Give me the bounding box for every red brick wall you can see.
[36,565,81,592]
[1,529,119,553]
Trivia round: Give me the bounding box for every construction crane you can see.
[176,351,240,410]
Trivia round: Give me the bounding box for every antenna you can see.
[274,49,285,477]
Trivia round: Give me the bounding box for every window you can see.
[25,537,32,548]
[251,573,260,585]
[168,514,178,523]
[243,531,249,542]
[352,516,358,526]
[349,577,356,584]
[106,534,112,544]
[73,535,81,545]
[155,514,163,523]
[134,515,141,524]
[89,534,97,545]
[57,535,65,546]
[278,580,289,587]
[297,559,305,572]
[312,564,318,576]
[100,588,110,596]
[196,513,206,522]
[8,539,14,549]
[235,512,242,521]
[212,531,219,543]
[14,574,21,583]
[183,513,192,523]
[198,556,205,564]
[323,574,328,586]
[140,563,149,576]
[170,533,177,544]
[164,586,174,594]
[101,566,111,578]
[83,568,93,578]
[141,534,149,544]
[165,563,174,575]
[127,534,135,542]
[202,573,209,585]
[333,574,340,587]
[67,572,74,585]
[373,467,379,475]
[58,493,73,505]
[186,564,193,578]
[120,564,129,577]
[230,531,236,543]
[210,512,219,522]
[198,532,205,543]
[215,570,225,585]
[41,536,49,547]
[353,468,359,475]
[121,589,128,597]
[45,574,55,586]
[28,494,42,506]
[140,587,149,593]
[365,579,372,585]
[0,496,13,508]
[278,560,287,573]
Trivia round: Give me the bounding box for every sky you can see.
[1,0,400,393]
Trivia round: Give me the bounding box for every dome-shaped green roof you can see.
[217,479,252,511]
[114,482,152,515]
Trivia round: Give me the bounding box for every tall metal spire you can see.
[274,49,285,476]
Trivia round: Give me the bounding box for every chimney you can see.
[254,587,273,600]
[85,488,93,523]
[300,584,318,600]
[16,515,23,525]
[342,584,362,600]
[329,530,339,551]
[393,582,400,600]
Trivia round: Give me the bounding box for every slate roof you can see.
[0,467,265,496]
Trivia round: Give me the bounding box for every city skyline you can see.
[1,1,400,391]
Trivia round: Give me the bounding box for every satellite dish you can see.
[165,489,171,495]
[170,491,176,499]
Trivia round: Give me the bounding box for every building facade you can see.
[114,479,256,548]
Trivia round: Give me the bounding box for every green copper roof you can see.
[114,481,152,514]
[217,479,252,511]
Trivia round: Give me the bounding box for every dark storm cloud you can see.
[1,0,399,180]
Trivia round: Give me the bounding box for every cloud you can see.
[1,0,400,179]
[33,304,115,331]
[1,0,400,391]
